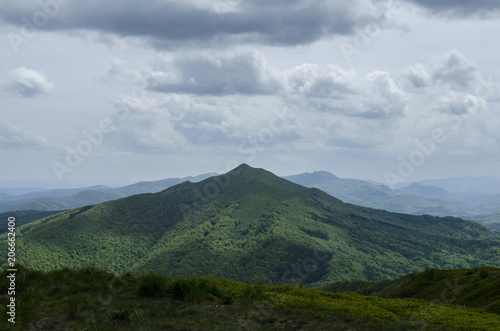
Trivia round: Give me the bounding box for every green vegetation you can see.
[0,210,65,234]
[323,267,500,314]
[2,265,500,330]
[2,164,500,286]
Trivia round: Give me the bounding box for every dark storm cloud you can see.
[405,0,500,18]
[0,0,378,48]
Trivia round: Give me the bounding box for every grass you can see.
[1,265,500,330]
[322,267,500,315]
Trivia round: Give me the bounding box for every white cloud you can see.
[0,122,49,149]
[403,50,479,91]
[101,59,143,86]
[431,50,478,90]
[283,64,408,119]
[431,92,486,115]
[3,67,55,98]
[285,64,357,98]
[401,50,498,117]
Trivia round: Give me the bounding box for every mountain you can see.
[4,164,500,287]
[0,193,14,201]
[396,182,458,201]
[285,171,500,231]
[0,187,50,196]
[419,176,500,195]
[284,171,460,215]
[0,173,216,213]
[0,185,112,212]
[109,173,216,196]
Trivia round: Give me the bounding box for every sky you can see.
[1,0,499,188]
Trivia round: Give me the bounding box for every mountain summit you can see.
[5,164,500,286]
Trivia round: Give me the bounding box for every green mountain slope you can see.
[0,210,64,234]
[285,171,500,230]
[3,164,500,286]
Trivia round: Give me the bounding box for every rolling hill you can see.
[3,164,500,287]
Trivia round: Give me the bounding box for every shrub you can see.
[168,277,225,302]
[109,307,136,323]
[137,272,171,297]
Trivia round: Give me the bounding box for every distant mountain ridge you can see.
[0,173,216,213]
[397,182,458,201]
[419,176,500,195]
[3,164,500,286]
[285,171,500,230]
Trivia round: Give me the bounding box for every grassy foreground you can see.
[1,265,500,330]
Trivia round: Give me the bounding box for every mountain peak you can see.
[232,163,254,172]
[312,171,339,179]
[226,163,278,180]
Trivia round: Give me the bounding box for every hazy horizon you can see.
[1,165,499,192]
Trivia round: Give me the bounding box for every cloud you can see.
[3,67,55,97]
[0,0,397,49]
[392,50,500,158]
[285,64,357,98]
[105,92,304,154]
[101,59,143,86]
[146,51,283,95]
[401,50,497,116]
[284,64,408,119]
[431,92,486,115]
[106,96,188,153]
[0,122,49,149]
[94,49,497,159]
[401,63,430,88]
[431,50,478,90]
[405,0,500,18]
[404,50,478,90]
